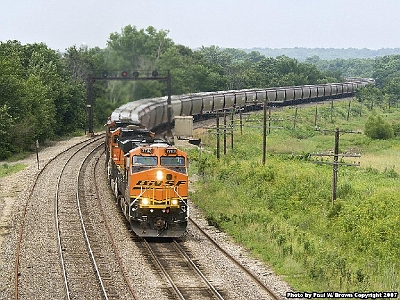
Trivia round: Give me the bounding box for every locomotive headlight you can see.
[171,199,179,206]
[141,198,149,205]
[156,170,163,181]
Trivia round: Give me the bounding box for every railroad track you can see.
[55,139,108,299]
[188,217,282,300]
[137,228,282,300]
[143,237,224,300]
[14,135,137,299]
[15,136,102,299]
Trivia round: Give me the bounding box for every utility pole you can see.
[262,99,267,165]
[223,111,227,155]
[332,128,339,202]
[216,112,220,159]
[311,127,361,205]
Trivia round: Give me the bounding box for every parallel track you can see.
[14,136,103,299]
[55,140,108,299]
[15,136,138,299]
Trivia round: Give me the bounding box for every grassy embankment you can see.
[188,99,400,291]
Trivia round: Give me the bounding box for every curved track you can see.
[15,137,102,299]
[55,141,109,299]
[14,135,138,299]
[12,135,288,299]
[189,217,282,299]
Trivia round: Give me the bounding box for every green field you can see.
[188,99,400,292]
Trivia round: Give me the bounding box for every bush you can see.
[364,115,394,140]
[392,123,400,137]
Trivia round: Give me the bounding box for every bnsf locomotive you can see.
[106,120,189,237]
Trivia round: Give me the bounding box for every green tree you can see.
[0,105,14,159]
[384,77,400,108]
[24,43,86,135]
[104,25,176,103]
[373,55,400,88]
[107,25,173,71]
[355,85,384,109]
[0,41,87,157]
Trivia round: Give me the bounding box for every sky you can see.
[1,0,400,51]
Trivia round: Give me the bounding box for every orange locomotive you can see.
[107,122,189,237]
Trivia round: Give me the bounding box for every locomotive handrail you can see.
[129,186,146,218]
[173,187,190,219]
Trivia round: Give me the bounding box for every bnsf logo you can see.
[134,180,186,187]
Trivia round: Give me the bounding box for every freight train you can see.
[109,78,374,131]
[106,78,373,237]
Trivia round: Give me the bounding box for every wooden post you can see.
[262,99,267,165]
[35,140,40,170]
[230,110,234,150]
[223,111,227,155]
[346,100,351,121]
[216,112,220,159]
[268,106,271,134]
[239,108,243,135]
[332,128,339,204]
[314,104,318,127]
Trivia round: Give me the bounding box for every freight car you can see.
[106,121,189,237]
[109,78,374,131]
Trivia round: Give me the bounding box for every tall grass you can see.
[189,99,400,291]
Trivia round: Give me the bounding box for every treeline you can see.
[1,25,400,159]
[245,47,400,61]
[0,42,87,159]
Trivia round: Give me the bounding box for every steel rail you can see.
[189,217,283,300]
[55,136,104,299]
[172,240,225,300]
[142,239,186,300]
[92,148,140,300]
[14,136,102,300]
[75,142,110,299]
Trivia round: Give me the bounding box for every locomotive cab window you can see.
[132,156,158,166]
[160,156,185,166]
